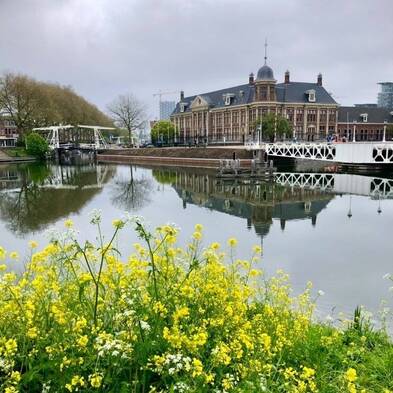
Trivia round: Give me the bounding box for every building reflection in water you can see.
[152,167,334,246]
[152,167,393,245]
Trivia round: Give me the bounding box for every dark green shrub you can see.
[25,132,49,160]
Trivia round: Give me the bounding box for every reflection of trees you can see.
[0,163,114,236]
[111,166,152,210]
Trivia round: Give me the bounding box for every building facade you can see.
[159,101,176,120]
[378,82,393,110]
[337,106,393,142]
[0,113,18,147]
[171,61,338,144]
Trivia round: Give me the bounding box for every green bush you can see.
[25,132,49,160]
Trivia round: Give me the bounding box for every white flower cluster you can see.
[41,381,51,393]
[0,356,13,373]
[96,334,133,359]
[173,381,190,392]
[156,353,192,375]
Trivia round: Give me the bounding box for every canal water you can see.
[1,161,393,324]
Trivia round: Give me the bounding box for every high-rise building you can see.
[378,82,393,109]
[160,101,176,120]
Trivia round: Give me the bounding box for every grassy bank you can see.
[0,218,392,392]
[1,147,30,158]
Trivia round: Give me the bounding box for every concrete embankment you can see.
[97,147,254,168]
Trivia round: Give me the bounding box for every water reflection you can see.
[0,163,115,235]
[111,166,153,211]
[152,167,333,245]
[1,162,392,318]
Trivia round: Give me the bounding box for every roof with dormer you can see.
[338,106,393,123]
[172,81,337,115]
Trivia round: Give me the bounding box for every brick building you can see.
[171,59,338,144]
[0,112,18,147]
[337,106,393,142]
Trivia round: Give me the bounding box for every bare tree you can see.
[107,94,146,145]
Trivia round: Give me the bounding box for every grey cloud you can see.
[1,0,392,119]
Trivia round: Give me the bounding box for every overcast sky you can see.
[1,0,392,119]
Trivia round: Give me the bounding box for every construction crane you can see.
[153,90,180,103]
[153,90,181,120]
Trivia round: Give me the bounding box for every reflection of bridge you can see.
[274,173,393,199]
[0,164,112,192]
[245,142,393,165]
[33,125,113,151]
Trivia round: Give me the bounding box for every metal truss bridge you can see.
[245,141,393,165]
[33,125,114,151]
[274,172,393,199]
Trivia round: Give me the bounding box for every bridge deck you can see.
[245,142,393,165]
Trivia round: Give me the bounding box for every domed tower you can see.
[254,40,277,102]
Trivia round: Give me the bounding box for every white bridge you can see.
[274,172,393,199]
[33,125,113,151]
[245,142,393,165]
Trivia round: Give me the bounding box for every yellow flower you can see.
[10,370,21,383]
[112,219,125,229]
[0,264,6,271]
[9,251,19,260]
[192,358,203,377]
[89,373,103,388]
[0,246,6,260]
[27,327,38,339]
[28,240,38,249]
[64,219,74,228]
[252,245,262,254]
[195,223,203,232]
[173,306,190,321]
[4,338,18,356]
[71,375,85,387]
[74,318,87,333]
[227,237,238,247]
[77,335,89,348]
[249,269,261,277]
[210,242,220,250]
[193,231,202,241]
[345,368,357,382]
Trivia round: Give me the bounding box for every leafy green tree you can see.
[0,73,112,136]
[253,113,292,142]
[151,120,175,145]
[25,132,49,160]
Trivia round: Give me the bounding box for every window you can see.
[223,93,234,106]
[306,90,316,102]
[360,113,368,122]
[307,109,316,122]
[180,103,186,113]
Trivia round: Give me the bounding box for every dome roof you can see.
[256,64,275,81]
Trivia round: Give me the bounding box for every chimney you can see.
[317,73,322,86]
[180,90,184,101]
[284,70,290,84]
[249,73,254,85]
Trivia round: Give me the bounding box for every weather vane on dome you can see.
[264,37,268,65]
